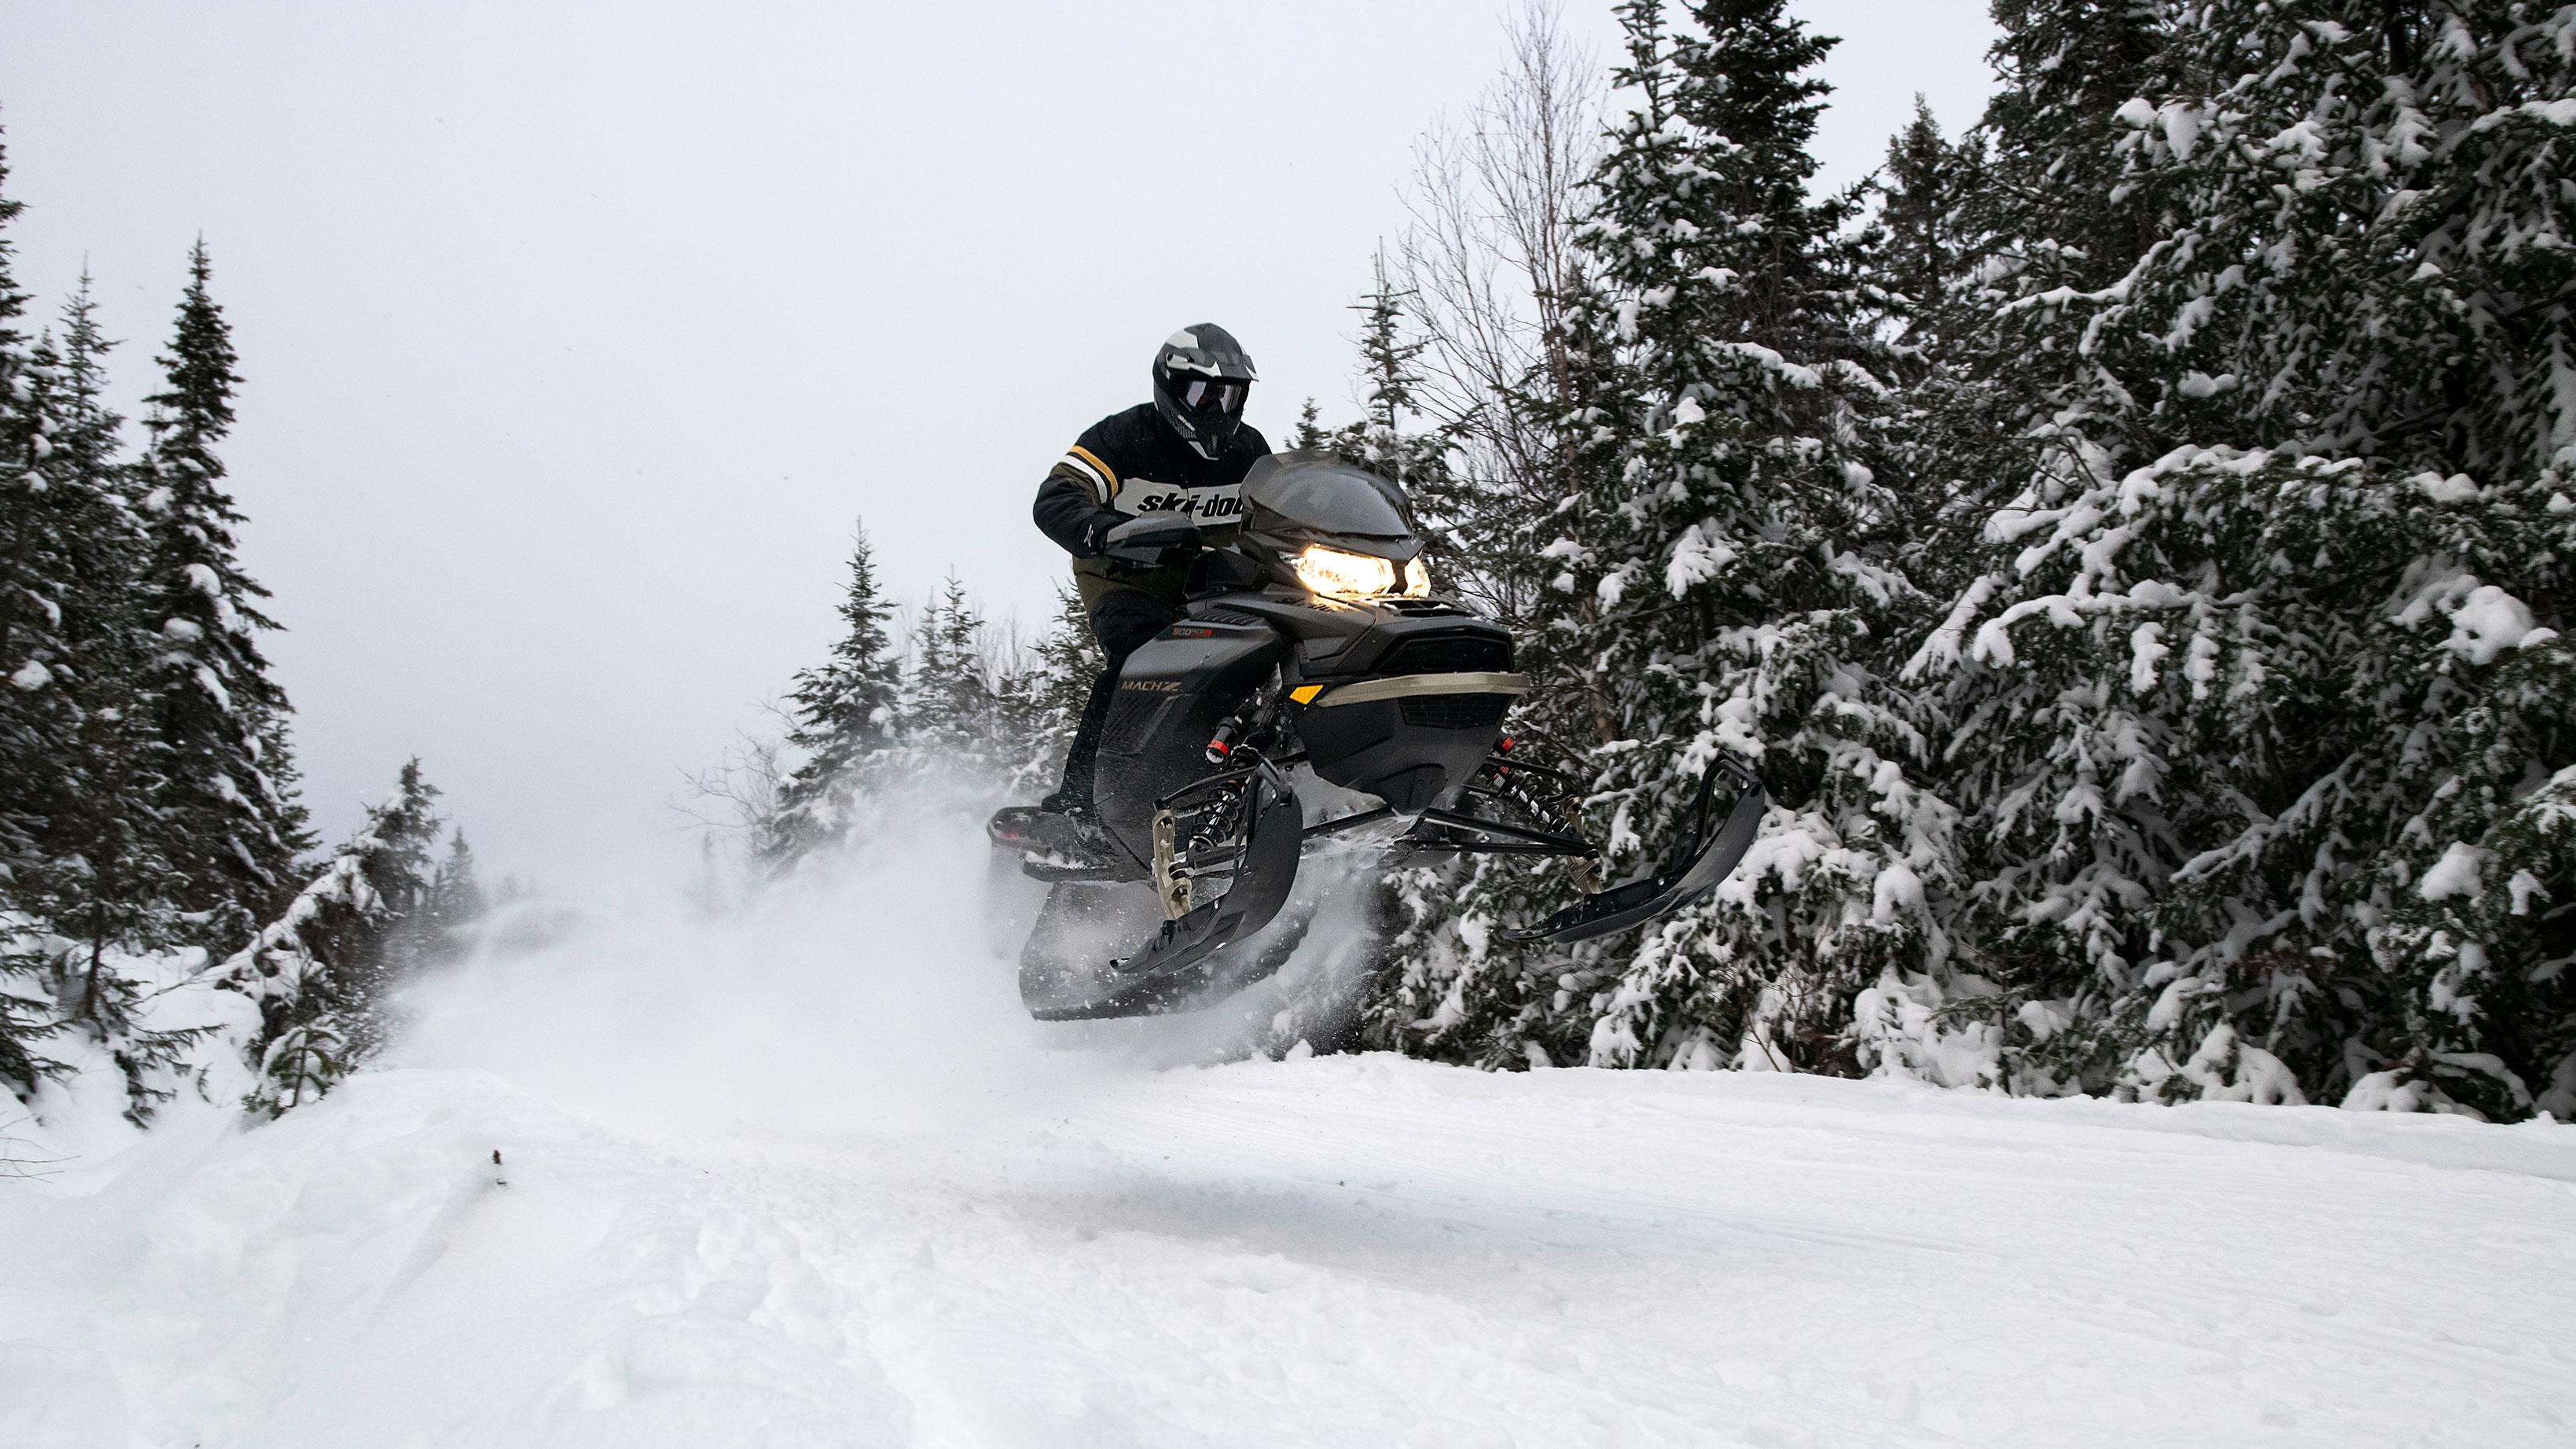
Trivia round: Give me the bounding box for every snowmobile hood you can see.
[1241,451,1421,562]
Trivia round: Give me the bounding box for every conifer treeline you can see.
[729,531,1102,870]
[0,132,476,1115]
[773,0,2574,1120]
[1363,0,2574,1120]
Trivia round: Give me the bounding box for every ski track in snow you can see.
[5,815,2575,1447]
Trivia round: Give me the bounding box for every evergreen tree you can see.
[1898,2,2576,1117]
[1344,255,1449,485]
[998,586,1104,800]
[0,132,69,1094]
[1968,0,2171,303]
[17,281,195,1083]
[1371,0,1957,1071]
[1864,101,2018,608]
[1949,0,2174,395]
[426,829,487,937]
[217,761,443,1116]
[1289,397,1328,451]
[1867,97,1986,360]
[759,525,902,868]
[37,274,128,504]
[901,578,1005,766]
[1354,259,1429,439]
[0,187,177,1100]
[0,138,71,892]
[2071,1,2574,476]
[1314,258,1472,596]
[372,826,487,991]
[134,240,308,954]
[1894,1,2177,592]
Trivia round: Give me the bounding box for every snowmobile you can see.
[987,450,1766,1021]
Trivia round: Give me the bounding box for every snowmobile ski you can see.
[1499,754,1766,944]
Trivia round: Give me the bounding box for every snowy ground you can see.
[6,817,2575,1447]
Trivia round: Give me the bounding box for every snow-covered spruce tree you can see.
[372,827,489,969]
[1901,454,2574,1112]
[215,761,443,1116]
[756,525,902,870]
[4,265,197,1112]
[1311,259,1469,576]
[1287,398,1327,451]
[0,135,46,861]
[1927,0,2178,395]
[134,240,309,952]
[898,578,1012,773]
[1300,268,1479,1034]
[1860,101,2020,613]
[1968,0,2173,307]
[1866,98,1988,361]
[996,584,1103,800]
[15,281,206,1112]
[425,829,487,939]
[1899,2,2576,1116]
[2077,1,2575,476]
[1883,3,2181,605]
[1338,258,1459,491]
[1369,0,1957,1072]
[0,137,75,1094]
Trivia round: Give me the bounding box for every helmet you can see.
[1152,324,1257,461]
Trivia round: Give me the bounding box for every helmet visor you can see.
[1178,378,1249,416]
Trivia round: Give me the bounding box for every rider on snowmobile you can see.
[1027,325,1269,853]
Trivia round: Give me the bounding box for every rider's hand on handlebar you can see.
[1100,514,1203,568]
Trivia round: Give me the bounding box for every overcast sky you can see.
[1,0,1998,890]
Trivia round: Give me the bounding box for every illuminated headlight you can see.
[1403,557,1431,597]
[1294,544,1398,599]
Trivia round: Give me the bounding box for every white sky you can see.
[0,0,1998,890]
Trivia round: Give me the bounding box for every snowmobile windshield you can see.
[1242,451,1417,560]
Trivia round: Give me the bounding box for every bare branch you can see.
[1395,0,1604,622]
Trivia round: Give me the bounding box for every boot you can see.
[989,796,1121,868]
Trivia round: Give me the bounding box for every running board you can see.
[1501,756,1765,944]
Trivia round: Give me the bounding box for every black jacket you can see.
[1033,403,1270,609]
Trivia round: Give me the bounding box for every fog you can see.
[0,0,1996,889]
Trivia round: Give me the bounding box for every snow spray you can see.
[387,770,1380,1149]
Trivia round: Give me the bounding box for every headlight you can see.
[1294,544,1398,599]
[1403,557,1431,597]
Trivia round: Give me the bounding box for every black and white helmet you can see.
[1151,324,1257,461]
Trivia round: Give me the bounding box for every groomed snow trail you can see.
[6,822,2574,1447]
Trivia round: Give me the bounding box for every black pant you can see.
[1054,592,1181,811]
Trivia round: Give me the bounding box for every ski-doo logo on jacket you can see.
[1121,484,1245,521]
[1032,401,1273,611]
[1057,447,1247,524]
[1036,403,1270,535]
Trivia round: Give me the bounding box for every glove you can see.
[1100,514,1203,568]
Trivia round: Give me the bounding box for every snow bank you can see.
[13,1053,2576,1447]
[8,808,2574,1447]
[2,948,260,1186]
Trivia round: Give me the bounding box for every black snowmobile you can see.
[987,450,1765,1021]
